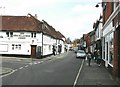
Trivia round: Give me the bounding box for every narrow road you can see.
[2,51,83,85]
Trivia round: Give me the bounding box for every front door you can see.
[31,45,36,58]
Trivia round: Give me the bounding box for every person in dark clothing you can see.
[52,46,56,56]
[97,50,101,66]
[58,45,62,54]
[87,51,92,66]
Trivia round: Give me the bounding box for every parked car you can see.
[76,50,86,59]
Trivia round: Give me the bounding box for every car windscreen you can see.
[78,50,85,53]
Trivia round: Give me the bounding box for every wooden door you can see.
[31,45,36,58]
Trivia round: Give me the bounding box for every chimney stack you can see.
[35,14,37,19]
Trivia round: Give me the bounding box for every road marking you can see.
[40,61,44,63]
[29,63,33,65]
[14,69,18,71]
[0,70,16,78]
[73,59,84,87]
[19,67,23,69]
[34,62,37,65]
[25,65,29,68]
[37,62,40,64]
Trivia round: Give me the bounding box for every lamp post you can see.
[95,2,102,7]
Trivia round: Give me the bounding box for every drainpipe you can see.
[42,32,43,58]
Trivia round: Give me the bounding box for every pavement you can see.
[77,59,120,85]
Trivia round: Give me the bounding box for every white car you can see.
[76,50,86,59]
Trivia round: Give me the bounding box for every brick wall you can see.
[113,30,118,77]
[103,2,113,25]
[113,12,120,27]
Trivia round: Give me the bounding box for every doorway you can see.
[31,45,36,58]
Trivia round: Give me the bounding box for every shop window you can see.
[109,32,114,65]
[102,37,105,60]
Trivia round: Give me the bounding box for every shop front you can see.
[102,22,114,72]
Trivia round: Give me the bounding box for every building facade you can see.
[0,14,65,58]
[102,1,120,80]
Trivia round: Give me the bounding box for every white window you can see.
[109,32,114,65]
[6,32,9,37]
[102,37,105,60]
[19,44,21,50]
[12,44,14,50]
[10,32,13,37]
[31,33,36,38]
[12,44,21,50]
[6,32,13,37]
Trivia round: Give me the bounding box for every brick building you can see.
[102,1,120,80]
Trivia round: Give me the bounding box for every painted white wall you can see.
[0,31,42,55]
[0,31,65,56]
[95,22,102,41]
[42,34,54,56]
[60,40,64,53]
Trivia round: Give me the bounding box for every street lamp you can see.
[95,2,102,7]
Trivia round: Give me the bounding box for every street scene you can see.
[1,51,119,86]
[0,0,120,86]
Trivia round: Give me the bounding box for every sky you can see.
[0,0,102,41]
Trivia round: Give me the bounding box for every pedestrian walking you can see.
[87,51,92,66]
[97,50,101,66]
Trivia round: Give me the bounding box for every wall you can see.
[0,31,42,55]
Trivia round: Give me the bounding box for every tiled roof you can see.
[0,14,65,40]
[42,20,59,39]
[56,31,65,40]
[0,15,42,32]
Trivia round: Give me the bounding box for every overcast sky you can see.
[0,0,102,41]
